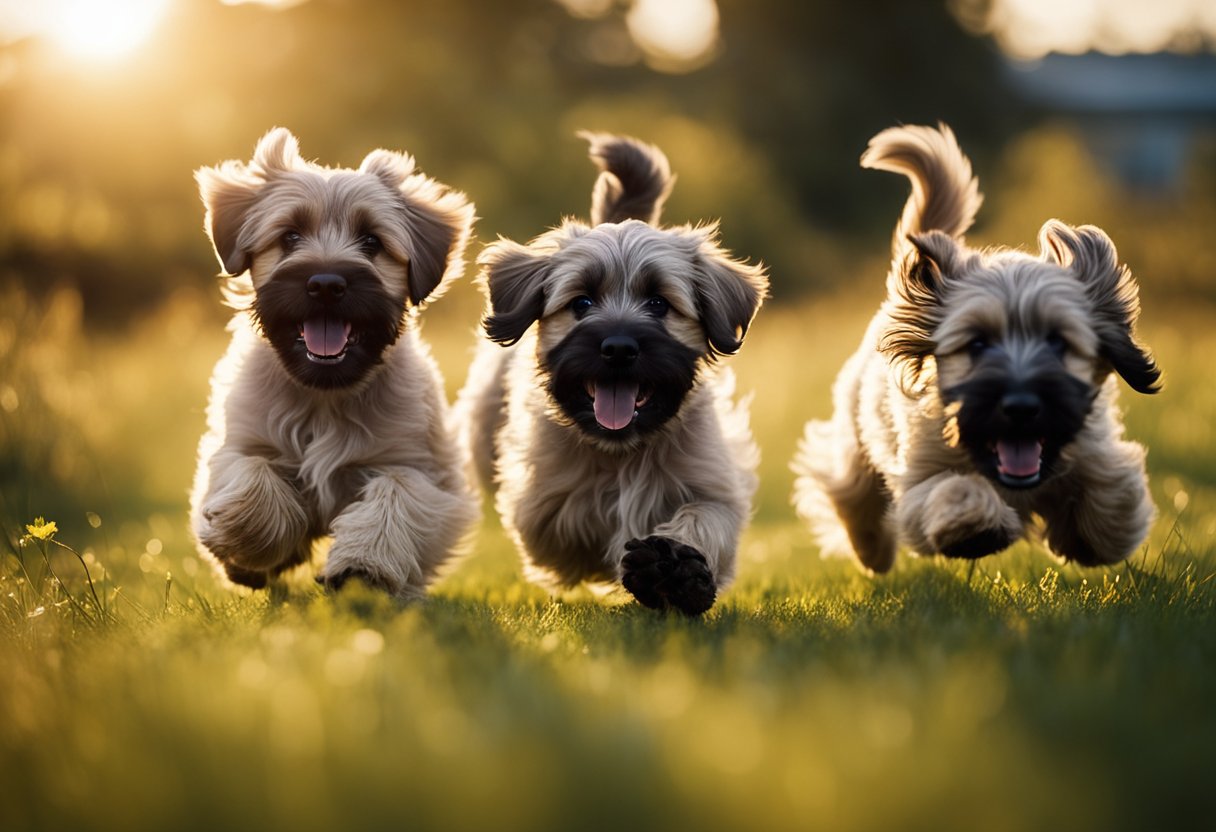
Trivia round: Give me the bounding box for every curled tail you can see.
[580,131,674,226]
[861,123,982,254]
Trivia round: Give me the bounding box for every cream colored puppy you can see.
[191,128,477,598]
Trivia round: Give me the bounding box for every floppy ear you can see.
[194,127,302,277]
[1040,220,1161,394]
[878,230,961,381]
[251,126,303,175]
[195,162,261,276]
[362,148,476,307]
[479,239,551,346]
[689,227,769,357]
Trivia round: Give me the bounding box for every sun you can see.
[45,0,171,61]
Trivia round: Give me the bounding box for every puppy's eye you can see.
[360,233,382,257]
[967,335,990,358]
[1045,330,1067,358]
[645,296,670,317]
[282,230,303,252]
[570,296,593,319]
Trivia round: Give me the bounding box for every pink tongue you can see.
[301,316,350,357]
[593,381,640,431]
[996,439,1043,478]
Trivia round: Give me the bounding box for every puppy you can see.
[190,128,478,598]
[459,133,768,615]
[793,123,1161,573]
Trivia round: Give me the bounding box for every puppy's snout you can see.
[1000,391,1041,423]
[307,273,347,304]
[601,335,640,367]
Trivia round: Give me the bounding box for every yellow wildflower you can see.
[25,517,58,541]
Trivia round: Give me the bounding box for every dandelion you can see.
[25,516,58,541]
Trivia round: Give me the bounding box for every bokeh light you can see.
[626,0,719,71]
[958,0,1216,59]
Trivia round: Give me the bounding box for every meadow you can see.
[2,245,1215,830]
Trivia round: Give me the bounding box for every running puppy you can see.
[793,123,1161,573]
[460,133,768,615]
[191,128,477,598]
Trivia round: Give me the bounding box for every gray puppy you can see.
[793,123,1161,573]
[459,133,768,615]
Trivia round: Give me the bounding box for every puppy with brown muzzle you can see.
[190,128,478,598]
[459,133,768,615]
[793,123,1161,573]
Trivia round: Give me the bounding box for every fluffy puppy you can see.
[190,128,478,598]
[793,123,1161,573]
[459,133,768,615]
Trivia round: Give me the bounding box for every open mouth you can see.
[991,438,1044,488]
[298,315,355,364]
[586,381,652,431]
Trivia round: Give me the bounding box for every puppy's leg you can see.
[794,423,898,573]
[896,472,1024,559]
[1039,440,1154,566]
[193,453,311,588]
[318,466,475,600]
[620,501,742,616]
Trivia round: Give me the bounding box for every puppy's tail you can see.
[580,131,674,226]
[862,123,982,254]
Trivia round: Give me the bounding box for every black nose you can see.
[601,335,639,367]
[1001,391,1041,423]
[307,273,346,304]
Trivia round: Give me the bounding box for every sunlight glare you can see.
[45,0,171,61]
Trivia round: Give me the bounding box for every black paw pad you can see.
[622,536,717,616]
[941,527,1013,560]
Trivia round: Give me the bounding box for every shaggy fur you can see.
[190,128,478,598]
[458,133,768,615]
[792,123,1161,573]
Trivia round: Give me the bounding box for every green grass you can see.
[2,285,1215,831]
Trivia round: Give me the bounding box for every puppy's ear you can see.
[689,227,769,356]
[479,239,551,346]
[194,127,301,277]
[1040,220,1161,394]
[251,127,303,175]
[878,230,961,383]
[195,161,262,277]
[362,149,476,306]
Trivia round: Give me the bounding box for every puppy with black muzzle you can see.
[459,133,768,615]
[793,124,1161,573]
[190,128,478,598]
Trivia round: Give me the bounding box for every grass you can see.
[1,278,1215,831]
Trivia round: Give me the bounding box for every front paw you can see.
[315,566,394,594]
[922,475,1022,559]
[939,527,1016,560]
[622,536,717,616]
[197,490,307,573]
[317,544,423,602]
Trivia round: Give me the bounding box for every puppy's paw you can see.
[197,480,308,575]
[317,546,425,602]
[622,536,717,616]
[223,563,269,590]
[923,475,1022,559]
[315,566,393,595]
[940,527,1016,560]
